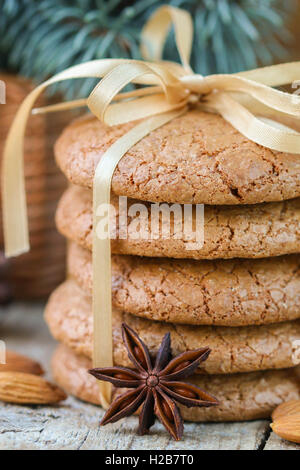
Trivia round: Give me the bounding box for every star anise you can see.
[89,323,219,440]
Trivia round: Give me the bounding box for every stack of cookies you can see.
[46,109,300,422]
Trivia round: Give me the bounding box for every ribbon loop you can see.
[141,5,193,74]
[185,74,300,117]
[87,60,189,125]
[207,92,300,153]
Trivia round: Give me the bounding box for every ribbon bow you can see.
[3,5,300,407]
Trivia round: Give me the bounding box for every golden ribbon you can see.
[3,5,300,407]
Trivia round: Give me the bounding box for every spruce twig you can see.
[0,0,295,98]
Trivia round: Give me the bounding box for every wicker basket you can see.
[0,73,74,301]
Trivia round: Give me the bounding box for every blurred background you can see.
[0,0,300,303]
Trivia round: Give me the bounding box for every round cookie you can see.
[68,242,300,326]
[57,185,300,259]
[54,110,300,206]
[45,280,300,375]
[52,344,300,422]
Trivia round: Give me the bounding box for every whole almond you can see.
[272,400,300,421]
[0,371,67,404]
[271,413,300,444]
[0,350,44,375]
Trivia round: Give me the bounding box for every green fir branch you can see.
[0,0,295,98]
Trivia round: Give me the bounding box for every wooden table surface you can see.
[0,302,298,450]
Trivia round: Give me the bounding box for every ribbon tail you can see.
[92,108,186,408]
[2,86,44,257]
[2,58,145,258]
[207,92,300,154]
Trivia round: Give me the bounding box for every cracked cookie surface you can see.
[52,344,300,422]
[56,185,300,259]
[45,280,300,375]
[55,110,300,206]
[68,242,300,326]
[55,111,300,206]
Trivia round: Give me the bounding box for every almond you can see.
[0,350,44,375]
[0,371,67,404]
[271,413,300,444]
[272,400,300,421]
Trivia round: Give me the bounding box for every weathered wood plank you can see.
[0,399,270,450]
[0,302,298,450]
[264,432,299,450]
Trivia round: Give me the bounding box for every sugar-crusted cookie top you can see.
[55,109,300,205]
[45,280,300,376]
[56,185,300,259]
[68,242,300,327]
